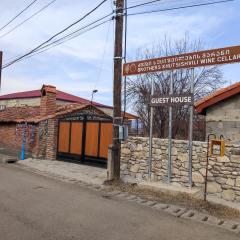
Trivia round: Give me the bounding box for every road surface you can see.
[0,163,239,240]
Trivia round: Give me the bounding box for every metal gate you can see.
[57,119,113,163]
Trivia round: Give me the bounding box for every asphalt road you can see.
[0,163,239,240]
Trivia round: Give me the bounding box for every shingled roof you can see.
[0,103,138,123]
[0,89,112,109]
[0,104,109,123]
[195,82,240,115]
[0,106,40,123]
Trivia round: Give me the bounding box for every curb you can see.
[101,190,240,235]
[0,154,18,164]
[11,162,240,235]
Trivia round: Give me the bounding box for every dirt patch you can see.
[104,181,240,220]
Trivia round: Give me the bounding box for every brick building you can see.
[195,82,240,143]
[0,85,137,162]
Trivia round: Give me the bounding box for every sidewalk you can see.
[17,158,107,186]
[2,155,240,213]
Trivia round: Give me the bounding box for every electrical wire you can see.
[35,13,113,53]
[2,0,235,69]
[0,0,39,32]
[0,0,57,39]
[126,0,234,16]
[93,20,112,91]
[2,0,109,68]
[127,0,162,10]
[3,12,113,64]
[2,18,113,68]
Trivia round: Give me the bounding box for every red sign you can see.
[123,45,240,76]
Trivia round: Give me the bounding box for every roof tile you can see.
[195,82,240,114]
[0,89,112,109]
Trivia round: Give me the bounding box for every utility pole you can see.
[112,0,124,180]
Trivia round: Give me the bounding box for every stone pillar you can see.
[38,85,58,160]
[45,119,58,160]
[40,85,56,116]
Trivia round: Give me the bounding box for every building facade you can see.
[195,82,240,143]
[0,85,137,162]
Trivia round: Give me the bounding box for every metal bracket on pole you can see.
[188,68,194,187]
[148,78,154,181]
[114,56,124,60]
[168,71,173,184]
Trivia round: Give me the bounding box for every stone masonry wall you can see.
[121,137,240,203]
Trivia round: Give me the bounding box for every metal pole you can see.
[21,123,27,160]
[188,68,194,187]
[204,134,216,201]
[148,78,154,181]
[168,71,173,183]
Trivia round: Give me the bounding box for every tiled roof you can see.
[195,82,240,114]
[0,104,108,123]
[0,106,40,123]
[0,89,112,109]
[0,103,138,123]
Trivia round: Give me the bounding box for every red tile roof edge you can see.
[18,104,91,123]
[195,82,240,115]
[0,89,112,109]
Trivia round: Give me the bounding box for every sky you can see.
[0,0,239,108]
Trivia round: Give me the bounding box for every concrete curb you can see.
[10,161,240,235]
[106,191,240,235]
[0,154,18,164]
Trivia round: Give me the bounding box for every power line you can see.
[2,0,110,68]
[2,0,235,68]
[3,12,113,64]
[3,17,113,68]
[127,0,162,10]
[94,20,112,90]
[27,19,112,60]
[0,0,39,32]
[0,0,57,39]
[126,0,234,16]
[35,13,113,53]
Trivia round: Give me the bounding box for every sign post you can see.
[123,45,240,186]
[123,45,240,76]
[188,68,194,187]
[148,78,154,181]
[168,71,173,183]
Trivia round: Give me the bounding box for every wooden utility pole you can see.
[112,0,124,180]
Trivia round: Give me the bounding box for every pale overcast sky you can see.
[0,0,239,106]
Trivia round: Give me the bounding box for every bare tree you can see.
[127,36,225,140]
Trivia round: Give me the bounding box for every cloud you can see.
[0,0,239,106]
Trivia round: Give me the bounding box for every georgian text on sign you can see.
[123,45,240,76]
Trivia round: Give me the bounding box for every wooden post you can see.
[112,0,124,180]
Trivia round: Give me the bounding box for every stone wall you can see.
[121,137,240,203]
